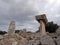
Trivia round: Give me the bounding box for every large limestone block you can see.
[56,27,60,36]
[35,14,48,24]
[1,33,23,45]
[27,39,41,45]
[2,38,18,45]
[27,40,34,45]
[40,35,55,45]
[19,29,27,38]
[0,40,4,45]
[17,38,28,45]
[56,36,60,45]
[0,35,3,40]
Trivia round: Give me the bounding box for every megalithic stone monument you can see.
[35,14,48,35]
[8,21,15,35]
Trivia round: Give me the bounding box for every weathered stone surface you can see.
[0,33,26,45]
[8,21,15,35]
[19,29,27,38]
[27,40,41,45]
[56,27,60,36]
[35,14,48,24]
[40,35,55,45]
[35,14,48,35]
[56,36,60,45]
[17,38,28,45]
[47,32,57,38]
[56,27,60,45]
[3,38,17,45]
[0,35,3,40]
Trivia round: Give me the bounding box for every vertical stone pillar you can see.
[40,20,46,35]
[8,21,15,35]
[35,14,48,35]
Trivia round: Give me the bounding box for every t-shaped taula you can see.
[35,14,48,35]
[8,21,15,35]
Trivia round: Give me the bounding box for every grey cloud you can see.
[0,0,39,31]
[0,0,60,32]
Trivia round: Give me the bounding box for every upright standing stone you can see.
[8,21,15,35]
[35,14,48,35]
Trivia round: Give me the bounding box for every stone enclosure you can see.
[0,14,60,45]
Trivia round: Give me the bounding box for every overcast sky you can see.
[0,0,60,32]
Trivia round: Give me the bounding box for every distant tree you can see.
[0,31,7,35]
[15,30,20,33]
[46,21,59,33]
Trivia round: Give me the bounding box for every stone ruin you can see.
[0,14,60,45]
[35,14,48,35]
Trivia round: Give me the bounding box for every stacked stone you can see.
[56,27,60,45]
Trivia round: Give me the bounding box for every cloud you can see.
[0,0,60,32]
